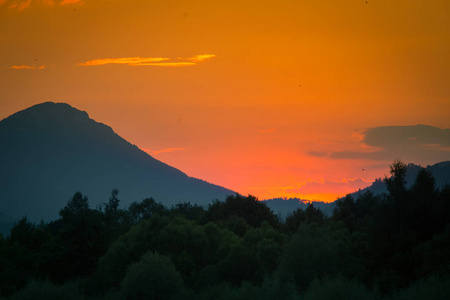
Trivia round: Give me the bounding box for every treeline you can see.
[1,160,449,299]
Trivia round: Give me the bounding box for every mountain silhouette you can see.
[350,161,450,198]
[0,102,234,221]
[263,161,450,218]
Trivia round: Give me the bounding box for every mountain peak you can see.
[2,102,89,122]
[0,102,115,138]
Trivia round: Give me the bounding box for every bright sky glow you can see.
[1,0,449,202]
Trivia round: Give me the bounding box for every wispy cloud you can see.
[141,147,187,155]
[7,65,45,70]
[4,54,213,71]
[258,128,277,134]
[9,0,31,10]
[78,57,169,67]
[307,151,328,158]
[1,0,83,10]
[136,62,197,67]
[285,178,374,195]
[78,54,216,67]
[60,0,82,4]
[186,54,216,63]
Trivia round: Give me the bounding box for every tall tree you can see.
[52,192,105,281]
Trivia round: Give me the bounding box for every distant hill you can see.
[263,161,450,218]
[350,161,450,199]
[262,198,336,219]
[0,102,234,222]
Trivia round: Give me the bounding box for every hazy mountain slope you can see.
[264,161,450,218]
[0,102,234,221]
[262,198,336,219]
[351,161,450,199]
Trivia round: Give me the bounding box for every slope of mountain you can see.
[0,102,234,222]
[351,161,450,199]
[263,161,450,218]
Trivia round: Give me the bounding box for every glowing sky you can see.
[1,0,449,202]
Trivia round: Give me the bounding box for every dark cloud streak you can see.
[310,124,450,161]
[363,124,450,148]
[307,151,328,158]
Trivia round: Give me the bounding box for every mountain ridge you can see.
[350,161,450,199]
[263,161,450,218]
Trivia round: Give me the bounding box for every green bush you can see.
[389,275,450,300]
[302,276,378,300]
[119,251,185,300]
[8,280,81,300]
[278,223,348,288]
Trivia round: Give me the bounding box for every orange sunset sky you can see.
[1,0,449,202]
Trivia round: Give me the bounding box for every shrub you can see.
[9,280,81,300]
[119,251,184,300]
[303,276,378,300]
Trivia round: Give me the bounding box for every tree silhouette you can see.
[385,159,407,197]
[54,192,105,281]
[104,189,120,224]
[59,192,89,219]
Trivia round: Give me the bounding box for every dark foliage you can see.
[203,194,280,230]
[1,160,449,299]
[128,197,166,225]
[168,202,205,221]
[285,203,325,234]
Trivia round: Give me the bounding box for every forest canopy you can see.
[1,161,449,299]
